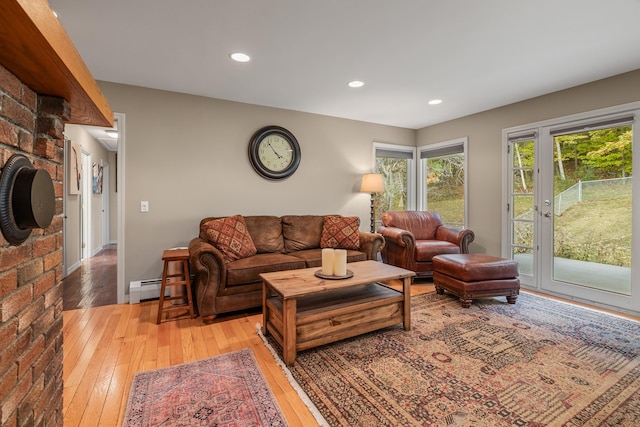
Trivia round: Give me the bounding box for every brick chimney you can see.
[0,64,68,427]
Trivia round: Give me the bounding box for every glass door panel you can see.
[509,138,536,282]
[549,127,632,295]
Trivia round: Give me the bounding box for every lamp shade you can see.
[360,173,384,193]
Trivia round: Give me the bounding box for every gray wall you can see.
[97,82,416,291]
[417,69,640,255]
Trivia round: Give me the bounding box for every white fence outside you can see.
[554,177,632,216]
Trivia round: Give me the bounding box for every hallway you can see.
[62,244,117,311]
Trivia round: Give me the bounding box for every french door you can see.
[506,105,639,314]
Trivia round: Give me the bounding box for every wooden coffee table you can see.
[261,260,415,365]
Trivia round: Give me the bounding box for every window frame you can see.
[373,142,417,211]
[417,137,468,227]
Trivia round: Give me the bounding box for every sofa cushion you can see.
[226,253,306,286]
[202,215,257,263]
[281,215,324,252]
[320,215,360,250]
[415,240,460,262]
[244,216,285,253]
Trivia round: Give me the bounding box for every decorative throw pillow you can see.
[320,215,360,250]
[202,215,257,263]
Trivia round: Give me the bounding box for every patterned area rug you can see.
[260,292,640,426]
[122,348,288,426]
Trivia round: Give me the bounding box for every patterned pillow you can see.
[202,215,257,263]
[320,216,360,250]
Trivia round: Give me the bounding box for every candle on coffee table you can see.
[322,248,334,275]
[334,249,347,276]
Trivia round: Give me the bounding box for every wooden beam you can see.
[0,0,113,127]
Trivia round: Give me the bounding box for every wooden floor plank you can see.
[141,309,160,373]
[79,306,124,425]
[66,306,120,383]
[98,363,129,427]
[189,322,210,361]
[63,306,117,425]
[62,307,100,378]
[168,321,184,366]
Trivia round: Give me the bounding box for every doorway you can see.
[505,104,639,314]
[62,113,124,305]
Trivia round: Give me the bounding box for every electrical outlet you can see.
[140,201,149,212]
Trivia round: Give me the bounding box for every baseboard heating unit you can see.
[129,279,165,304]
[129,274,196,304]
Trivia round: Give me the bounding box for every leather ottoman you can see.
[432,254,519,308]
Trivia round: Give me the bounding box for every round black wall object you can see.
[0,154,55,245]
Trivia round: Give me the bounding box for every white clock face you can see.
[258,135,293,172]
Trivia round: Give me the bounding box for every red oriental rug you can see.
[122,348,288,426]
[260,291,640,426]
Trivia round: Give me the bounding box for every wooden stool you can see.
[156,248,195,324]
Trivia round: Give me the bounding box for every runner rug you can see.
[260,291,640,426]
[122,348,288,426]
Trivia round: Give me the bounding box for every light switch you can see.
[140,201,149,212]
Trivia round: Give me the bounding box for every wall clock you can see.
[248,125,301,180]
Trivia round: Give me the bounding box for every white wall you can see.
[97,81,416,292]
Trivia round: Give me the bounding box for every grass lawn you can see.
[555,198,631,267]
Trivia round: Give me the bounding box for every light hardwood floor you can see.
[62,280,433,426]
[62,281,639,427]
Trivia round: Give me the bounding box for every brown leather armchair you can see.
[377,211,474,280]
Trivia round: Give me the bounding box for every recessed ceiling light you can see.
[348,80,365,88]
[230,52,251,63]
[428,99,443,105]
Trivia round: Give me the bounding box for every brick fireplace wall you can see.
[0,64,69,426]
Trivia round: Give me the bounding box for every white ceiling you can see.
[51,0,640,133]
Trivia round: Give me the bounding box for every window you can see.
[418,138,467,227]
[373,143,416,230]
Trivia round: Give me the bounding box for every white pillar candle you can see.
[322,248,335,276]
[334,249,347,276]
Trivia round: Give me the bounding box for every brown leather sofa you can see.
[377,210,474,280]
[188,215,384,321]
